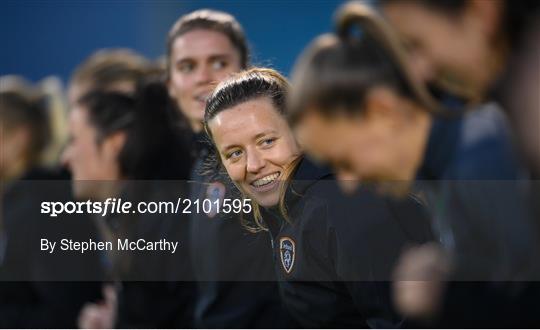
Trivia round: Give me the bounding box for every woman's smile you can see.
[249,171,281,192]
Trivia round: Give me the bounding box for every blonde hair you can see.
[245,156,302,233]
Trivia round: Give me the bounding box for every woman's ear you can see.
[102,131,127,161]
[166,79,177,99]
[364,86,402,122]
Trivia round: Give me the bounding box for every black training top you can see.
[263,157,433,328]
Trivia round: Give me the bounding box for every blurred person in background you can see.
[504,15,540,265]
[378,0,540,226]
[288,3,540,326]
[0,77,52,186]
[67,48,194,328]
[378,0,539,105]
[63,80,195,328]
[65,48,178,202]
[0,76,104,328]
[377,0,540,323]
[505,20,540,179]
[166,9,249,134]
[165,9,291,328]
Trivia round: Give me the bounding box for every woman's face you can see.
[295,87,431,195]
[381,1,501,99]
[208,97,300,207]
[168,29,243,132]
[61,106,124,200]
[0,125,30,181]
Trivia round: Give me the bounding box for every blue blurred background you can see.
[1,0,345,84]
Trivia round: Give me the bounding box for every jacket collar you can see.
[417,116,462,180]
[285,156,333,205]
[263,156,333,235]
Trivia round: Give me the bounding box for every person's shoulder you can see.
[288,157,335,204]
[461,103,512,146]
[453,103,523,179]
[305,181,392,230]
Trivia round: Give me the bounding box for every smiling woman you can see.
[166,9,248,133]
[209,98,299,206]
[204,68,301,228]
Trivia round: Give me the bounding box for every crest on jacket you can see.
[205,181,226,218]
[279,237,295,274]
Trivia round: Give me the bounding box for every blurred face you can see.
[208,97,300,207]
[294,88,431,195]
[507,26,540,175]
[382,1,502,99]
[61,106,123,200]
[0,125,30,181]
[168,29,243,132]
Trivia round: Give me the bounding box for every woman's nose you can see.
[246,150,265,174]
[195,64,213,85]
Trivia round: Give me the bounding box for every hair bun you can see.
[335,1,446,115]
[335,1,378,40]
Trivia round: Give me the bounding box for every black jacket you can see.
[0,168,104,328]
[264,158,433,328]
[108,180,197,328]
[416,103,540,327]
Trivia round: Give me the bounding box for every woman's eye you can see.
[227,149,243,160]
[261,138,275,147]
[178,62,194,73]
[212,59,227,70]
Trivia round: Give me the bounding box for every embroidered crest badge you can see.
[279,237,295,274]
[206,181,226,218]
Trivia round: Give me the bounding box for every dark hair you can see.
[70,49,155,94]
[0,80,51,164]
[77,80,191,180]
[379,0,540,49]
[289,3,440,124]
[166,9,249,79]
[205,68,289,130]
